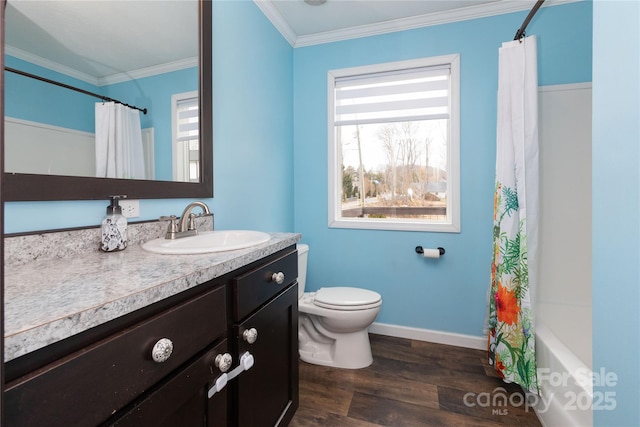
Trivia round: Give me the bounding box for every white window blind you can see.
[328,54,460,233]
[177,97,199,141]
[334,65,450,126]
[172,92,200,182]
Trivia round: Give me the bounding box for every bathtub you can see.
[533,323,593,427]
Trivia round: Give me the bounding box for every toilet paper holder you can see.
[415,246,446,256]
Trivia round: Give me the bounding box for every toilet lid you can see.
[313,287,382,310]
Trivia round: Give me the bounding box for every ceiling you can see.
[257,0,564,47]
[4,0,565,83]
[269,0,501,36]
[5,0,198,84]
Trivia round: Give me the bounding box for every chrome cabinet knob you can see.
[214,353,233,372]
[243,328,258,344]
[151,338,174,363]
[271,272,285,285]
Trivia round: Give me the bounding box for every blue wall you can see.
[5,0,294,234]
[6,1,640,424]
[292,2,592,336]
[210,0,294,231]
[106,67,198,181]
[593,2,640,426]
[5,56,96,131]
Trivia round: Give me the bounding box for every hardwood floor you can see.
[289,334,542,427]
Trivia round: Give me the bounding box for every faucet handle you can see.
[159,215,179,239]
[187,213,197,231]
[159,214,178,224]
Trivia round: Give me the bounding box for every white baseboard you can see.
[369,322,486,350]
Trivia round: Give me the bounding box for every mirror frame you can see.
[3,0,213,201]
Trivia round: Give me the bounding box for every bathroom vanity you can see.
[3,227,300,426]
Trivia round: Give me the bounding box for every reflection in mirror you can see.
[4,0,204,185]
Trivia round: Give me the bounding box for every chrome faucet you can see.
[178,201,211,233]
[161,201,212,239]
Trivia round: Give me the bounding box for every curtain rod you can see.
[514,0,545,40]
[4,66,147,115]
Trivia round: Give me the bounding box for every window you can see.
[172,91,200,182]
[328,55,460,232]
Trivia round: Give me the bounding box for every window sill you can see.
[328,218,460,233]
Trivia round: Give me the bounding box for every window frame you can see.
[327,54,461,233]
[171,90,200,182]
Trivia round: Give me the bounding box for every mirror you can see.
[2,0,212,201]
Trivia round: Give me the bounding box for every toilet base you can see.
[298,326,373,369]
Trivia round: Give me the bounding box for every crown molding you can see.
[5,45,99,86]
[253,0,297,46]
[98,57,198,86]
[255,0,581,48]
[6,45,197,87]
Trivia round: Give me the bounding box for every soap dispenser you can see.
[100,196,128,252]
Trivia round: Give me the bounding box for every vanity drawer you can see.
[232,249,297,321]
[5,285,227,427]
[108,339,229,427]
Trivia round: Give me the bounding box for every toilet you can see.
[296,244,382,369]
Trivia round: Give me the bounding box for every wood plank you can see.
[371,338,486,375]
[348,391,518,427]
[289,406,382,427]
[290,334,542,427]
[367,352,513,395]
[438,385,542,426]
[298,380,354,417]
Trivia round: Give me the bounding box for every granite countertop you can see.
[4,230,301,362]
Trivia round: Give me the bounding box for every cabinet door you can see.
[234,284,298,427]
[107,340,230,427]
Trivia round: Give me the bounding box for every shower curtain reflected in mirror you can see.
[487,35,540,394]
[95,102,146,179]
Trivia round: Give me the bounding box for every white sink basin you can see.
[141,230,271,255]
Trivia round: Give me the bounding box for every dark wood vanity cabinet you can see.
[4,246,299,427]
[232,250,299,426]
[234,286,298,426]
[108,339,230,427]
[5,284,229,427]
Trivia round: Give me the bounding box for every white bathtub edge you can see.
[535,323,594,427]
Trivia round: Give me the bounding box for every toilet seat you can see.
[313,287,382,311]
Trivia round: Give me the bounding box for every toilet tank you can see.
[296,244,309,298]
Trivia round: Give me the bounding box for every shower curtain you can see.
[487,36,539,394]
[95,102,146,179]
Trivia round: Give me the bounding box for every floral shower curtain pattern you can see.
[487,36,540,394]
